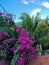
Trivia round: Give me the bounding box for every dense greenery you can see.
[17,12,49,50]
[0,12,49,65]
[11,27,36,65]
[0,14,18,61]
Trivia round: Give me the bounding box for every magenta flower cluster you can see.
[0,63,2,65]
[0,32,16,61]
[0,32,7,41]
[0,11,4,16]
[6,13,12,20]
[0,11,12,20]
[0,32,15,51]
[16,27,36,65]
[0,45,3,49]
[0,32,7,50]
[5,38,15,46]
[5,38,15,52]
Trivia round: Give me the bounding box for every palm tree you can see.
[18,12,49,50]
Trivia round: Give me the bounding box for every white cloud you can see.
[31,9,41,16]
[41,1,49,8]
[22,0,34,5]
[22,0,29,4]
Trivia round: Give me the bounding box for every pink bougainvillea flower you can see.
[19,44,26,52]
[17,57,25,65]
[16,28,36,65]
[27,43,32,49]
[18,35,24,43]
[30,46,36,54]
[5,38,15,47]
[16,27,27,35]
[6,13,12,20]
[0,45,3,49]
[10,47,15,53]
[6,13,12,16]
[20,29,27,35]
[31,36,35,41]
[0,32,7,41]
[8,38,15,43]
[16,27,22,33]
[0,63,2,65]
[30,54,37,60]
[0,11,4,16]
[5,43,8,47]
[18,35,31,44]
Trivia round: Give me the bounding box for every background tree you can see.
[17,12,49,50]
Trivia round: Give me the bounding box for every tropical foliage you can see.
[0,12,18,61]
[11,27,36,65]
[18,12,49,50]
[0,11,49,65]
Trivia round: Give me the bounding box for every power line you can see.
[0,3,7,14]
[0,3,16,20]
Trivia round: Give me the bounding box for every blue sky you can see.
[0,0,49,22]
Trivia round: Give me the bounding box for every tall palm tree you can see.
[18,12,49,50]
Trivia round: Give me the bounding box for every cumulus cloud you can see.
[22,0,29,4]
[31,9,41,16]
[41,1,49,8]
[22,0,34,5]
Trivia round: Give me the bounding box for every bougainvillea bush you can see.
[11,27,37,65]
[0,32,17,61]
[0,11,18,62]
[0,11,37,65]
